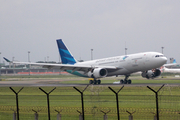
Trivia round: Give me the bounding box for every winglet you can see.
[3,57,11,62]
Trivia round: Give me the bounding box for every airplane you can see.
[161,66,180,73]
[4,39,167,84]
[164,59,180,68]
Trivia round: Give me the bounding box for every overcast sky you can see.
[1,1,180,64]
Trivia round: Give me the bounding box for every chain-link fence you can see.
[0,85,180,120]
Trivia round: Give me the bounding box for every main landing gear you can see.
[89,78,101,85]
[120,75,132,84]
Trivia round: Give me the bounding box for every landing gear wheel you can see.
[89,80,93,84]
[120,79,124,84]
[127,79,131,84]
[97,80,101,84]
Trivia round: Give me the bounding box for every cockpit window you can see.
[155,55,164,57]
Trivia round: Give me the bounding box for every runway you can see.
[0,79,180,87]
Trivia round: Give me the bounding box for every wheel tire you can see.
[89,80,93,84]
[120,80,124,84]
[127,79,131,84]
[94,80,97,84]
[97,80,101,84]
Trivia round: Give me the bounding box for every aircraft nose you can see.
[162,57,167,64]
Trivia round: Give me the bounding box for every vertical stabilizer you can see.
[173,59,177,64]
[56,39,77,64]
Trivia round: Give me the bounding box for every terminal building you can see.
[0,61,63,75]
[0,59,83,75]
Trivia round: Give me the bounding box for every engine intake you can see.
[141,69,161,79]
[88,68,108,78]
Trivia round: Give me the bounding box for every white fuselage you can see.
[162,67,180,73]
[74,52,167,77]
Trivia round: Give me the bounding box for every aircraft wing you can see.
[3,57,119,72]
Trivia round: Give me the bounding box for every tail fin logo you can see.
[3,57,11,62]
[173,59,177,64]
[57,39,77,64]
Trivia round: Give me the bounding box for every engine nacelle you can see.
[141,69,161,79]
[88,68,108,78]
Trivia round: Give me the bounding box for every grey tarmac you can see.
[0,78,179,87]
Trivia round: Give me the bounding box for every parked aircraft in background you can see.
[4,39,167,84]
[161,66,180,73]
[164,59,180,68]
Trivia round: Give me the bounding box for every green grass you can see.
[0,85,180,120]
[0,74,180,119]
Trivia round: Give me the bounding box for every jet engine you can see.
[88,68,108,78]
[141,69,161,79]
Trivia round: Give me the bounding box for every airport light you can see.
[28,51,31,75]
[12,56,15,61]
[12,57,15,74]
[125,42,127,55]
[28,51,30,62]
[91,49,93,60]
[0,52,1,63]
[125,48,127,55]
[47,56,49,62]
[161,47,164,54]
[0,52,1,76]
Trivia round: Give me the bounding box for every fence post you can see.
[126,110,136,120]
[77,110,83,120]
[57,113,61,120]
[9,87,24,120]
[147,84,165,120]
[34,113,38,120]
[154,115,157,120]
[13,111,16,120]
[39,87,56,120]
[108,85,124,120]
[32,109,41,120]
[55,109,63,120]
[73,85,89,120]
[151,111,162,120]
[100,110,110,120]
[11,109,17,120]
